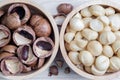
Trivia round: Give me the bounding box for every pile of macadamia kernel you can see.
[64,4,120,76]
[0,3,54,75]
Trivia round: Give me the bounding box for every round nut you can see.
[105,7,115,16]
[112,40,120,52]
[33,37,54,58]
[57,3,73,15]
[89,19,104,32]
[89,5,105,16]
[110,56,120,71]
[95,55,110,71]
[74,32,82,40]
[79,51,94,66]
[68,51,81,65]
[98,16,110,26]
[81,28,98,41]
[87,41,103,56]
[73,12,82,19]
[99,31,116,45]
[81,7,92,17]
[64,32,75,43]
[103,45,114,57]
[70,17,85,31]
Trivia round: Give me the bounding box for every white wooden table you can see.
[1,0,120,80]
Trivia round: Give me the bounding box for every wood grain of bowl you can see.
[60,0,120,80]
[0,0,59,80]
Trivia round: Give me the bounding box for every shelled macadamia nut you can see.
[74,32,82,40]
[103,45,114,57]
[87,41,103,56]
[0,57,23,75]
[89,5,105,16]
[64,32,75,43]
[95,55,110,71]
[81,7,92,17]
[13,25,36,46]
[68,51,81,65]
[79,51,94,66]
[105,7,115,16]
[66,25,76,33]
[73,12,82,19]
[110,56,120,71]
[33,37,54,58]
[112,40,120,52]
[0,25,11,47]
[81,28,98,40]
[70,17,85,31]
[89,19,104,32]
[99,31,116,45]
[83,17,92,28]
[98,16,110,26]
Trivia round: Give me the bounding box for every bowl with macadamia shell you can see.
[60,0,120,80]
[0,0,59,80]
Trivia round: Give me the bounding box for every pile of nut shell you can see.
[0,3,54,75]
[64,5,120,76]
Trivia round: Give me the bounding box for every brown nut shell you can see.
[0,10,4,17]
[8,3,31,25]
[0,52,14,61]
[32,58,45,70]
[33,37,54,58]
[0,25,11,47]
[22,65,31,73]
[1,45,17,54]
[13,25,36,46]
[17,44,37,67]
[0,57,23,75]
[57,3,73,15]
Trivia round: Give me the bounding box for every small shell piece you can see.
[109,14,120,31]
[79,51,94,66]
[87,41,103,56]
[91,65,106,76]
[70,17,84,31]
[81,7,92,17]
[99,31,116,45]
[64,32,75,43]
[112,40,120,52]
[83,17,92,28]
[68,51,81,65]
[69,41,82,51]
[89,5,105,16]
[110,56,120,71]
[89,19,104,32]
[105,7,115,16]
[98,16,109,26]
[103,45,114,57]
[95,55,110,71]
[81,28,98,41]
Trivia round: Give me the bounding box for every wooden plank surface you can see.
[1,0,120,80]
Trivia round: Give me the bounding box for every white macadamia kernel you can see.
[70,17,85,31]
[81,28,98,40]
[68,51,81,65]
[105,7,115,16]
[79,51,94,66]
[69,41,82,51]
[65,43,71,51]
[95,55,110,71]
[74,32,82,40]
[110,56,120,71]
[83,17,92,28]
[90,19,104,32]
[98,16,110,26]
[91,65,106,76]
[103,45,114,57]
[76,38,88,49]
[89,5,105,16]
[81,7,92,17]
[112,40,120,52]
[74,12,82,19]
[99,31,116,45]
[66,25,76,33]
[87,41,103,56]
[64,32,75,43]
[109,14,120,31]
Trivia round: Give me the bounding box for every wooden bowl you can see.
[0,0,59,80]
[60,0,120,80]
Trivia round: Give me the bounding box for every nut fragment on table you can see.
[49,65,58,76]
[64,67,71,74]
[55,60,64,68]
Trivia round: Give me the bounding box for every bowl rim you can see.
[0,0,59,80]
[60,0,120,80]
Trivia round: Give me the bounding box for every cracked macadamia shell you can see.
[0,57,23,75]
[13,25,36,46]
[33,37,54,58]
[17,45,37,67]
[0,25,11,47]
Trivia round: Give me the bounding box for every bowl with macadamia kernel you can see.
[60,0,120,80]
[0,0,59,80]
